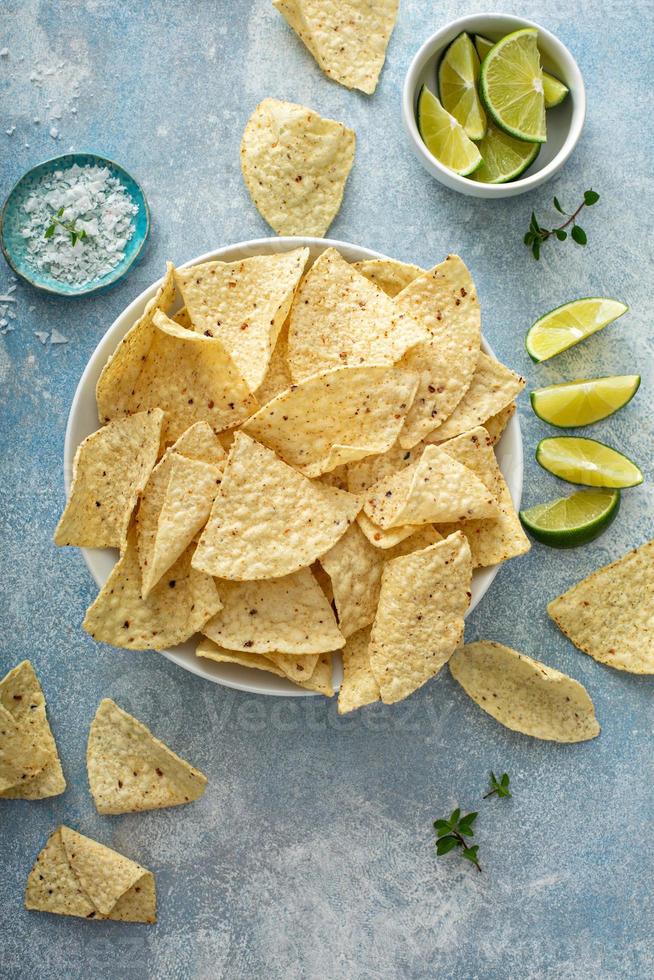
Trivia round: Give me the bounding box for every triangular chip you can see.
[83,527,221,650]
[449,642,600,742]
[319,524,383,638]
[352,258,425,297]
[547,540,654,674]
[273,0,399,94]
[170,420,228,466]
[196,638,326,692]
[484,402,516,445]
[174,248,308,390]
[240,99,355,237]
[255,322,293,404]
[54,409,164,550]
[347,438,427,494]
[425,352,525,443]
[242,364,419,477]
[338,627,380,714]
[0,661,65,800]
[87,698,207,814]
[0,704,49,793]
[356,512,421,550]
[363,443,498,529]
[395,255,481,448]
[287,248,426,382]
[192,432,360,580]
[197,638,287,678]
[293,651,334,695]
[25,826,156,923]
[369,531,472,703]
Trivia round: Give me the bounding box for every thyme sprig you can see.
[45,207,88,247]
[433,809,481,872]
[524,189,599,259]
[483,772,512,799]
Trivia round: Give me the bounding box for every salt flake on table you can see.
[34,331,49,344]
[50,330,68,345]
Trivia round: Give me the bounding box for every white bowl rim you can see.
[64,235,524,696]
[402,12,586,196]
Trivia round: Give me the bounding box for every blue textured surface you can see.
[1,2,652,978]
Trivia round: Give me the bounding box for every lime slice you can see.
[438,32,487,140]
[416,86,482,176]
[520,489,620,548]
[526,298,629,362]
[470,121,539,183]
[475,34,568,108]
[536,437,643,488]
[479,28,546,142]
[531,375,640,427]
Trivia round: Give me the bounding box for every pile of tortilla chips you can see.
[56,247,530,709]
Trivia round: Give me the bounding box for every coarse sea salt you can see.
[19,164,139,286]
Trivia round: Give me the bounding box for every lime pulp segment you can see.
[531,375,640,427]
[479,28,547,142]
[536,437,643,488]
[471,121,539,183]
[525,298,629,362]
[416,86,482,176]
[438,32,487,140]
[520,489,620,548]
[474,34,568,108]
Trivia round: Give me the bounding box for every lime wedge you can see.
[531,375,640,427]
[520,489,620,548]
[470,121,539,183]
[536,437,643,488]
[474,34,495,60]
[526,298,629,363]
[479,28,546,142]
[438,32,487,140]
[416,86,482,176]
[475,34,568,108]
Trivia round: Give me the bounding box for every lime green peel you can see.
[474,34,569,109]
[536,437,643,488]
[479,28,547,143]
[531,375,640,427]
[526,298,629,363]
[520,489,620,548]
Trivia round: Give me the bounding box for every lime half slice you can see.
[531,375,640,427]
[471,121,539,183]
[520,489,620,548]
[438,32,487,140]
[479,28,546,142]
[417,86,482,176]
[475,34,568,108]
[526,298,629,363]
[536,437,643,488]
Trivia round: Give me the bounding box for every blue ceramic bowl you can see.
[0,153,150,297]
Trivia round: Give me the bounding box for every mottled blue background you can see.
[1,2,652,978]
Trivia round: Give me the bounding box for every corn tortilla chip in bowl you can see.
[63,237,524,697]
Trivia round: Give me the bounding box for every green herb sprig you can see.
[524,189,600,260]
[433,809,481,872]
[45,207,88,247]
[483,772,511,799]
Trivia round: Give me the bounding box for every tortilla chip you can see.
[54,409,164,550]
[267,651,319,682]
[255,322,293,404]
[547,540,654,674]
[0,661,65,800]
[273,0,399,95]
[395,256,481,448]
[484,402,516,446]
[347,439,426,494]
[242,364,419,477]
[338,627,380,714]
[287,248,426,382]
[363,444,498,529]
[83,527,221,650]
[192,432,360,580]
[172,306,192,329]
[352,258,425,297]
[87,698,207,814]
[241,98,355,237]
[356,512,421,550]
[449,641,600,742]
[196,638,288,678]
[369,532,472,703]
[0,704,49,793]
[319,523,383,637]
[25,826,156,923]
[174,248,308,390]
[292,651,334,695]
[170,420,228,466]
[197,638,332,694]
[203,567,344,653]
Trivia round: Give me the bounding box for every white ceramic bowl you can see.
[402,13,585,198]
[64,237,524,696]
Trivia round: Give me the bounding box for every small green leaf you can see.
[530,212,540,233]
[449,808,461,828]
[44,224,56,239]
[555,229,567,241]
[532,242,540,260]
[571,225,587,245]
[500,773,510,788]
[553,196,565,214]
[462,846,481,869]
[433,820,451,836]
[584,189,599,206]
[57,206,65,217]
[436,835,460,856]
[524,232,534,246]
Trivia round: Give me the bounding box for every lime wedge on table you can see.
[475,34,568,108]
[479,28,547,142]
[471,122,539,183]
[520,489,620,548]
[438,32,487,140]
[417,86,482,176]
[536,437,643,488]
[526,298,629,363]
[531,375,640,427]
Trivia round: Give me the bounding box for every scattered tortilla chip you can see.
[363,443,498,529]
[255,323,293,404]
[54,409,164,550]
[484,402,516,446]
[369,532,472,703]
[273,0,399,94]
[0,661,65,800]
[287,248,425,381]
[203,567,344,653]
[395,256,480,448]
[352,258,425,297]
[196,638,288,678]
[356,512,421,550]
[83,527,221,650]
[0,704,49,793]
[338,627,380,714]
[242,364,419,477]
[319,524,383,637]
[174,248,308,390]
[241,99,355,237]
[547,540,654,674]
[87,698,207,813]
[25,826,156,923]
[449,641,600,742]
[193,432,360,580]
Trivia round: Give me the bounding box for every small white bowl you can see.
[402,13,586,198]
